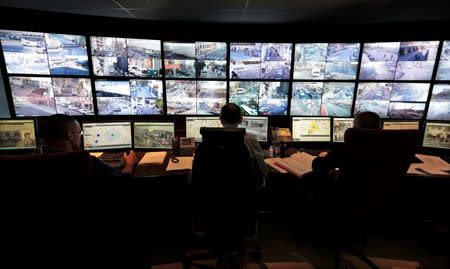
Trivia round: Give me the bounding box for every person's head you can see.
[39,114,82,151]
[220,103,242,127]
[353,111,381,129]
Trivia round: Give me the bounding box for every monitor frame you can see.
[0,117,38,152]
[291,116,332,145]
[132,120,175,150]
[81,120,133,151]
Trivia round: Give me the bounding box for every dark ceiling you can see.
[1,0,450,24]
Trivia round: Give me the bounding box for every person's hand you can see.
[318,151,328,158]
[123,150,137,166]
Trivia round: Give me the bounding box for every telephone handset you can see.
[172,136,196,161]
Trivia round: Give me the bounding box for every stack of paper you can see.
[408,154,450,176]
[165,156,194,171]
[138,151,167,166]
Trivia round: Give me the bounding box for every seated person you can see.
[39,114,137,176]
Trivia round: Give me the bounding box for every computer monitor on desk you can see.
[422,122,450,150]
[185,116,222,142]
[292,117,331,142]
[0,118,37,153]
[239,116,268,143]
[82,121,132,151]
[332,118,354,143]
[133,121,174,150]
[383,120,420,130]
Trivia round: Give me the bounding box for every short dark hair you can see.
[220,103,242,124]
[353,111,381,129]
[39,114,78,142]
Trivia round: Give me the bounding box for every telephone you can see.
[172,136,196,157]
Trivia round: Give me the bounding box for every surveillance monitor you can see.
[239,116,269,142]
[292,117,331,142]
[185,116,222,142]
[422,122,450,150]
[133,122,175,149]
[0,118,37,151]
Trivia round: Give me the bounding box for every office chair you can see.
[185,127,263,269]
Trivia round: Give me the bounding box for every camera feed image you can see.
[196,81,227,115]
[292,117,331,142]
[390,83,430,102]
[332,118,354,142]
[258,82,289,115]
[290,82,323,116]
[134,122,174,149]
[9,76,56,116]
[130,79,163,115]
[320,82,354,117]
[387,102,425,119]
[436,40,450,80]
[91,36,128,76]
[229,81,260,116]
[394,41,439,80]
[196,42,227,78]
[325,43,360,80]
[52,78,94,115]
[164,42,196,78]
[260,43,292,79]
[230,43,262,79]
[359,42,400,80]
[354,82,392,118]
[0,30,50,74]
[0,119,36,150]
[383,121,420,130]
[95,80,131,115]
[293,43,327,79]
[45,33,89,76]
[127,38,162,78]
[239,117,269,142]
[185,117,222,142]
[427,84,450,121]
[166,80,197,115]
[82,122,132,150]
[422,122,450,150]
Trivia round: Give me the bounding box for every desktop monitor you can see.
[0,119,37,151]
[133,122,175,149]
[239,116,269,142]
[383,121,420,130]
[185,116,222,142]
[292,117,331,142]
[82,121,132,151]
[422,122,450,150]
[332,118,354,142]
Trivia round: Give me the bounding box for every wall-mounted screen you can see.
[127,38,161,78]
[196,81,227,115]
[95,80,131,115]
[436,40,450,80]
[196,42,227,79]
[332,118,354,142]
[164,42,196,78]
[382,121,420,130]
[422,122,450,150]
[427,84,450,121]
[185,116,222,142]
[82,121,132,151]
[133,122,174,149]
[394,41,439,80]
[53,78,94,115]
[165,80,196,115]
[91,36,128,76]
[0,119,36,150]
[239,116,269,142]
[130,79,163,115]
[292,117,331,142]
[359,42,400,80]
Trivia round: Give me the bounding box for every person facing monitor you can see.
[39,114,137,176]
[220,103,269,186]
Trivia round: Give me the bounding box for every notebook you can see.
[138,151,168,166]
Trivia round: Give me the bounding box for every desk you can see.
[133,151,192,178]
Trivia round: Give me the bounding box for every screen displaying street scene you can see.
[422,122,450,150]
[130,79,163,115]
[324,43,360,80]
[166,80,197,114]
[292,117,331,142]
[332,118,354,142]
[196,81,227,115]
[164,42,195,78]
[383,121,420,130]
[230,43,261,79]
[185,116,222,142]
[196,42,227,79]
[0,119,36,150]
[45,33,89,76]
[52,78,94,115]
[82,121,132,150]
[95,80,131,115]
[133,122,174,149]
[260,43,292,79]
[127,38,162,78]
[230,81,288,116]
[0,30,50,74]
[359,42,400,80]
[394,41,439,80]
[293,43,327,80]
[436,40,450,80]
[91,36,128,76]
[290,82,354,117]
[427,84,450,121]
[239,116,269,142]
[354,82,392,118]
[9,76,56,116]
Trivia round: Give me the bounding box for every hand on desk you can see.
[122,150,137,174]
[318,151,328,158]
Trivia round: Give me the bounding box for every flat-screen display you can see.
[359,42,400,80]
[166,80,197,115]
[382,121,420,130]
[332,118,354,142]
[292,117,331,142]
[127,38,161,78]
[52,78,94,115]
[239,116,269,142]
[230,81,288,116]
[394,41,439,80]
[164,42,196,78]
[427,84,450,121]
[422,122,450,150]
[133,122,174,149]
[91,36,128,76]
[436,40,450,80]
[196,42,227,79]
[130,79,164,115]
[196,81,227,115]
[82,121,132,151]
[0,119,36,150]
[95,80,131,115]
[185,116,222,142]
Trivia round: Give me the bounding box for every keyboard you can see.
[100,152,124,161]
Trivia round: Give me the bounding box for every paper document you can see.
[265,158,288,173]
[89,152,103,158]
[166,156,193,171]
[138,151,167,166]
[264,151,316,178]
[407,154,450,176]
